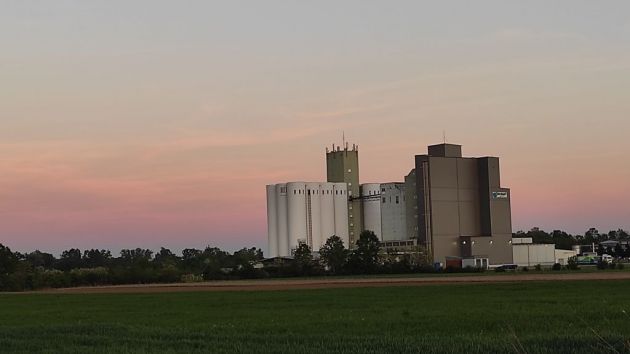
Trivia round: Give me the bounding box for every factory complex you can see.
[266,141,516,267]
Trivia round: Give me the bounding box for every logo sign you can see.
[492,191,509,199]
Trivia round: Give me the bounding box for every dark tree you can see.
[292,242,313,275]
[56,249,83,271]
[319,235,347,274]
[82,249,112,268]
[348,230,381,274]
[25,250,56,269]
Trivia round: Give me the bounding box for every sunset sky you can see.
[1,1,629,254]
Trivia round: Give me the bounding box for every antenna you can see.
[342,131,346,149]
[442,130,447,144]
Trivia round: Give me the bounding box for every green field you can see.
[1,281,629,353]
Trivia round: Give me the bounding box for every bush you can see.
[534,264,542,271]
[618,263,625,270]
[567,258,580,270]
[521,267,529,272]
[597,260,608,270]
[181,274,203,283]
[552,263,562,271]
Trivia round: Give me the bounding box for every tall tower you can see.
[326,143,362,246]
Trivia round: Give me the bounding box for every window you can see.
[396,196,399,204]
[382,197,386,203]
[336,190,338,195]
[382,188,385,192]
[294,190,296,194]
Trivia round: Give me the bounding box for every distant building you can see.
[360,183,407,241]
[326,144,362,246]
[266,141,515,266]
[406,143,513,266]
[266,182,349,257]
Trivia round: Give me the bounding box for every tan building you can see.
[326,143,362,246]
[406,143,513,266]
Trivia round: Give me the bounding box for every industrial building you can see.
[512,237,578,267]
[361,183,407,242]
[326,144,362,245]
[266,182,349,257]
[266,141,515,267]
[406,143,513,266]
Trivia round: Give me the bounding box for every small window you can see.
[347,169,352,173]
[382,188,385,192]
[382,197,386,203]
[396,196,399,204]
[294,190,296,194]
[336,190,338,195]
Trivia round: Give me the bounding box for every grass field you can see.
[1,280,630,353]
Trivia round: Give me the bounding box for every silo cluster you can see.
[266,182,349,257]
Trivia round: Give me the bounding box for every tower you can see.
[326,143,362,246]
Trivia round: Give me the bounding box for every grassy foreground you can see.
[1,281,630,353]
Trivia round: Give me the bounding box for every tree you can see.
[292,242,313,275]
[82,249,112,268]
[348,230,381,274]
[56,249,83,271]
[319,235,347,274]
[25,250,55,269]
[0,244,18,276]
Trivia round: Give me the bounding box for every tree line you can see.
[514,227,630,257]
[0,230,435,292]
[1,227,628,291]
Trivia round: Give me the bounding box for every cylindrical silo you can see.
[361,183,382,241]
[306,182,322,252]
[266,185,278,258]
[287,182,307,255]
[276,183,289,256]
[333,183,350,248]
[319,182,335,250]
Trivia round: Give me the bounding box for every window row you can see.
[292,189,346,195]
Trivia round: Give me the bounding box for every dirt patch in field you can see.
[27,272,630,294]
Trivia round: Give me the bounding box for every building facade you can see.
[266,182,349,257]
[326,144,362,246]
[360,183,407,241]
[408,143,513,266]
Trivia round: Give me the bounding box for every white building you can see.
[266,182,349,257]
[360,182,407,242]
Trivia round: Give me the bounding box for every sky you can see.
[1,1,629,255]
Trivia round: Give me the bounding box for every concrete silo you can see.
[360,183,382,240]
[275,183,289,256]
[266,185,279,258]
[287,182,307,255]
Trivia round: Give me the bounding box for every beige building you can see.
[406,143,513,266]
